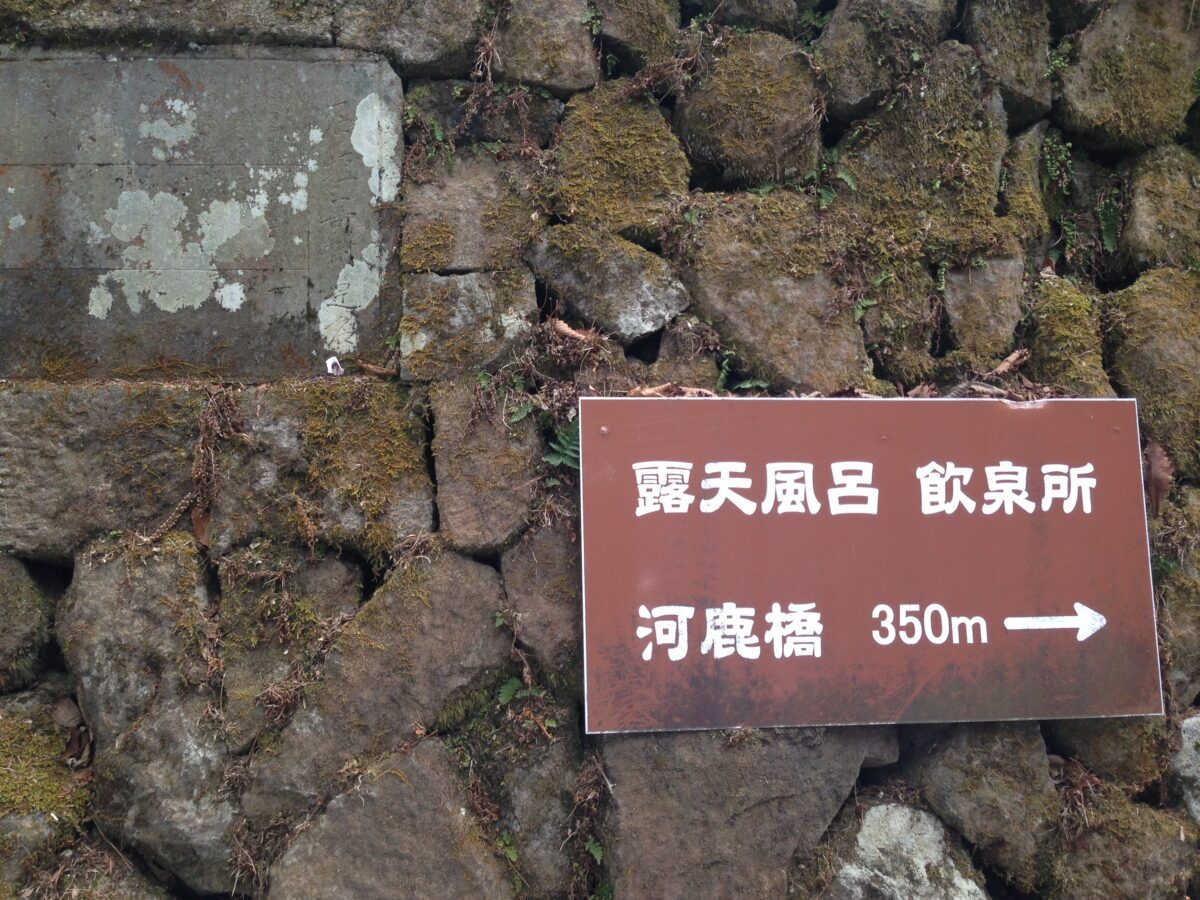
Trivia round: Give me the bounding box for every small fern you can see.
[544,420,580,470]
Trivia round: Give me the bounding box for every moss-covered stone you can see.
[241,551,510,823]
[0,557,53,692]
[553,79,691,242]
[202,381,431,569]
[400,154,539,273]
[217,546,362,752]
[525,223,690,342]
[398,269,537,382]
[334,0,480,77]
[430,377,542,554]
[1000,121,1052,253]
[674,191,873,393]
[1056,0,1200,151]
[1026,273,1114,396]
[962,0,1051,128]
[1045,717,1172,788]
[596,0,679,68]
[824,42,1011,380]
[904,723,1058,892]
[1048,783,1198,898]
[1120,143,1200,271]
[942,255,1025,364]
[814,0,957,122]
[1152,488,1200,707]
[675,31,823,186]
[1106,267,1200,479]
[493,0,600,95]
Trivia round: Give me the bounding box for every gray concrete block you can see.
[0,49,403,378]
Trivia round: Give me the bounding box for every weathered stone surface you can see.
[1043,716,1171,787]
[0,556,54,691]
[208,380,434,562]
[962,0,1051,128]
[404,80,564,149]
[596,0,679,67]
[677,192,872,393]
[0,1,333,44]
[906,723,1057,891]
[1056,0,1200,151]
[0,677,89,895]
[676,31,822,185]
[401,154,537,274]
[0,382,198,559]
[1173,713,1200,826]
[398,270,537,381]
[217,548,362,753]
[554,80,691,241]
[431,378,542,553]
[336,0,481,76]
[646,318,722,390]
[796,801,988,899]
[1154,488,1200,707]
[242,552,510,821]
[1026,273,1114,397]
[0,50,404,378]
[1049,786,1198,898]
[815,0,957,122]
[1106,267,1200,480]
[269,740,510,898]
[58,535,236,895]
[526,224,690,342]
[942,256,1025,362]
[500,523,582,669]
[603,727,883,897]
[500,722,578,895]
[0,378,432,563]
[1121,144,1200,271]
[494,0,600,95]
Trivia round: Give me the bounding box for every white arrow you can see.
[1003,603,1107,641]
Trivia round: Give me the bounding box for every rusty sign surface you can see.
[579,398,1162,734]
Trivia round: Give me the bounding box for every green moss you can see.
[0,714,87,835]
[1025,275,1112,397]
[1082,36,1192,147]
[1106,267,1200,479]
[554,79,690,242]
[399,217,455,273]
[676,31,822,185]
[281,380,429,568]
[399,271,532,382]
[1000,124,1051,249]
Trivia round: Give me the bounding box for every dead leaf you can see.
[191,505,211,546]
[1145,441,1174,518]
[907,383,937,398]
[986,348,1030,378]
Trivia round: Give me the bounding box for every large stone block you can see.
[0,49,403,378]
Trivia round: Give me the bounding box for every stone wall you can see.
[1,0,1199,897]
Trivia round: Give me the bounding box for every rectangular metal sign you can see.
[579,397,1163,734]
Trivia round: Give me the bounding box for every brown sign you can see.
[579,398,1162,734]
